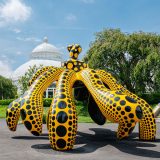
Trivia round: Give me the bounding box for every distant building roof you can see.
[12,37,62,81]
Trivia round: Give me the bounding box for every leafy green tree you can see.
[0,75,17,99]
[84,29,160,93]
[18,65,43,94]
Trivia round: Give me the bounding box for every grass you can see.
[0,105,7,118]
[0,103,157,122]
[0,103,93,123]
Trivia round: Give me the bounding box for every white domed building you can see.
[12,37,63,97]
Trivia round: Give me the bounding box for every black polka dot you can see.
[129,113,134,118]
[56,139,66,149]
[56,125,67,137]
[24,121,32,130]
[31,131,39,136]
[32,121,35,124]
[115,91,123,95]
[29,116,33,120]
[14,103,18,107]
[109,100,113,104]
[125,106,131,112]
[127,123,132,127]
[9,112,12,117]
[26,105,31,110]
[120,100,126,106]
[68,110,72,114]
[20,109,26,120]
[114,97,120,101]
[125,96,137,103]
[121,111,125,115]
[56,111,68,123]
[91,70,96,73]
[68,127,72,131]
[27,110,32,115]
[59,94,66,99]
[117,106,121,111]
[60,89,65,92]
[58,101,67,109]
[94,74,99,79]
[26,100,30,104]
[136,106,143,119]
[97,81,102,85]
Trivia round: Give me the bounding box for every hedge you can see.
[0,99,14,105]
[0,93,160,106]
[138,93,160,105]
[0,98,53,107]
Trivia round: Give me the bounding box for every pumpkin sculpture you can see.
[6,44,156,150]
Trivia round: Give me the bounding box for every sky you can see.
[0,0,160,77]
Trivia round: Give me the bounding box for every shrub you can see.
[0,98,53,107]
[42,114,47,124]
[1,93,160,107]
[0,99,14,105]
[43,98,52,107]
[138,93,160,105]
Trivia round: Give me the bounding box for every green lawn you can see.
[0,105,7,118]
[0,103,156,122]
[0,105,93,123]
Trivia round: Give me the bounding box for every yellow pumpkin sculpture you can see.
[6,44,156,150]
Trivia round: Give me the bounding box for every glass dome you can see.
[12,37,62,81]
[31,37,62,61]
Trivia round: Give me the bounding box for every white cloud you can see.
[80,0,95,3]
[65,13,77,22]
[12,28,21,33]
[16,51,22,55]
[0,0,31,26]
[16,36,41,43]
[0,60,13,78]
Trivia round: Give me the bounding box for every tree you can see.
[18,65,43,94]
[83,29,160,93]
[0,75,17,100]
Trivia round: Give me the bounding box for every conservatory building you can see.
[12,37,63,97]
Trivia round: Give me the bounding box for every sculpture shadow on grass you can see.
[30,128,160,158]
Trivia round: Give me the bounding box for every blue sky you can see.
[0,0,160,77]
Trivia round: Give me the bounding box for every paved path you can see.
[0,119,160,160]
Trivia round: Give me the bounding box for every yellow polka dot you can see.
[78,47,82,53]
[74,53,78,58]
[72,46,75,50]
[74,67,78,71]
[83,63,87,67]
[67,63,73,69]
[74,62,77,65]
[70,52,73,57]
[80,66,83,70]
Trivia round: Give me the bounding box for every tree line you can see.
[1,28,160,99]
[0,75,17,100]
[84,29,160,94]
